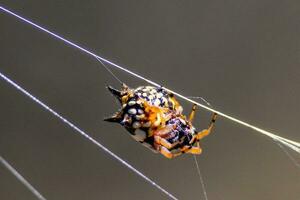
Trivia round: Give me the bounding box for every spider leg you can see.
[152,124,179,149]
[154,143,174,159]
[154,125,174,136]
[154,135,178,149]
[170,149,183,157]
[188,104,197,122]
[183,141,202,155]
[153,129,184,159]
[190,113,218,144]
[164,89,183,114]
[141,100,170,129]
[197,113,217,139]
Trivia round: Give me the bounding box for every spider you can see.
[104,84,217,158]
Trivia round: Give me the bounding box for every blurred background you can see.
[0,1,299,199]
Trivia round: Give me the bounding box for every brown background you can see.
[0,1,299,200]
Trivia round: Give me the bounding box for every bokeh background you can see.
[0,1,299,199]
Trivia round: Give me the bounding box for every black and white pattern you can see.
[134,86,175,110]
[118,86,178,147]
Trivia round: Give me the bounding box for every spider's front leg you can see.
[188,104,197,122]
[190,112,218,144]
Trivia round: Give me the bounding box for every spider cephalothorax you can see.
[104,84,217,158]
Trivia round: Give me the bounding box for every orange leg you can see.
[183,142,202,155]
[188,104,197,122]
[154,135,178,149]
[190,113,218,144]
[197,113,217,139]
[157,145,185,159]
[154,143,173,159]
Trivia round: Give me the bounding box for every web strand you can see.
[0,155,47,200]
[193,155,208,200]
[95,56,123,85]
[0,71,178,200]
[274,140,300,169]
[191,97,210,200]
[1,5,298,154]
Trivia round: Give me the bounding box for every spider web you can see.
[0,5,299,200]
